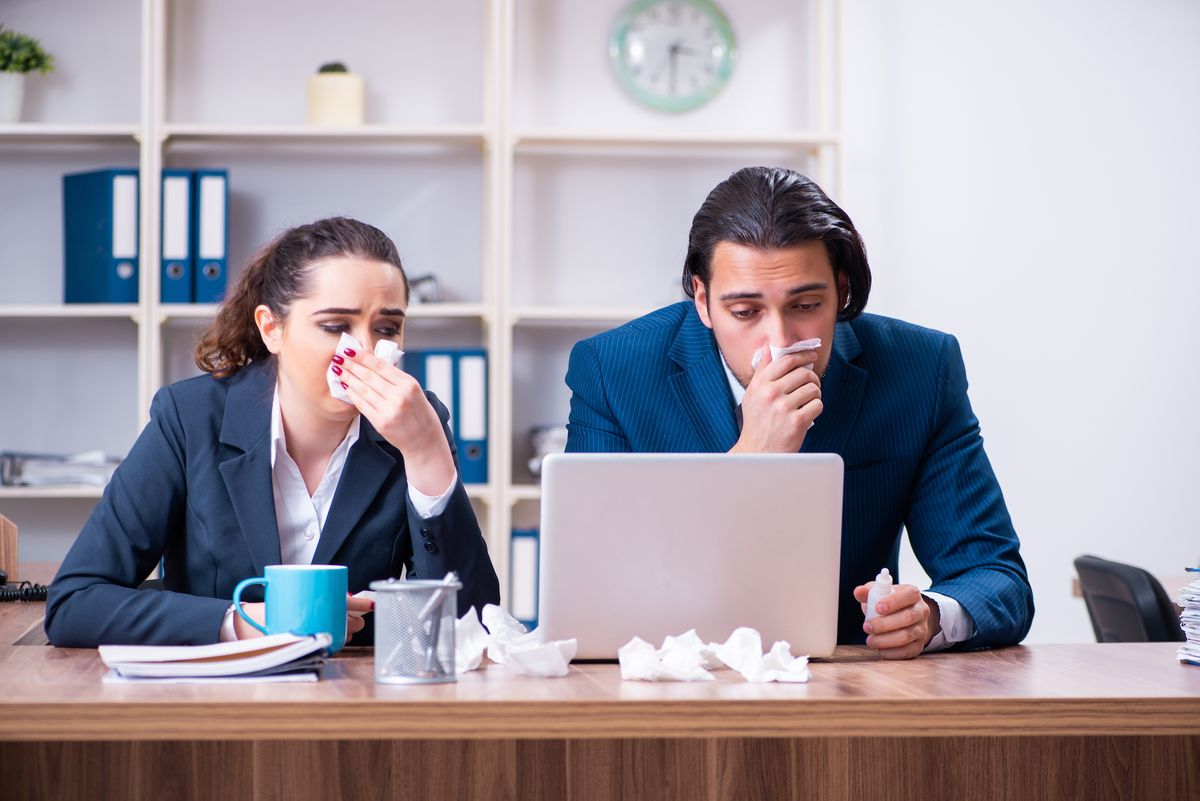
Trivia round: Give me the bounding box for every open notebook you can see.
[99,632,332,682]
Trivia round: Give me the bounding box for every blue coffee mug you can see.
[233,564,349,653]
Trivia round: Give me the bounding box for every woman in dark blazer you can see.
[45,217,500,647]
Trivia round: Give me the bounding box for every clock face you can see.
[609,0,737,113]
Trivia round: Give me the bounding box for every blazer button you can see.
[423,542,439,554]
[420,528,434,540]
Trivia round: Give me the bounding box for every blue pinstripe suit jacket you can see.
[565,302,1033,648]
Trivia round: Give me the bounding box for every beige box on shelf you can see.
[0,513,17,582]
[306,71,364,126]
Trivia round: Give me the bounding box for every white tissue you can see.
[749,338,822,371]
[713,627,810,683]
[327,333,404,404]
[452,604,577,678]
[618,634,716,682]
[455,606,490,673]
[618,627,810,683]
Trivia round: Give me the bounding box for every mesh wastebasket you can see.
[371,575,461,685]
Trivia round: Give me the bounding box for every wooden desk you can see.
[2,602,1198,801]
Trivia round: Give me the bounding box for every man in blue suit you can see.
[565,167,1033,658]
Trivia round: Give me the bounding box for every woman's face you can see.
[257,256,408,423]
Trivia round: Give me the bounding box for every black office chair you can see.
[1074,554,1184,643]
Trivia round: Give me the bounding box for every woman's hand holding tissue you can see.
[730,344,823,454]
[853,581,941,660]
[337,348,456,497]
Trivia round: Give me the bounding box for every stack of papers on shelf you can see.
[99,632,331,683]
[1178,568,1200,667]
[0,450,121,487]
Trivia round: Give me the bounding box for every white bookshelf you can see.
[0,486,105,500]
[0,0,841,592]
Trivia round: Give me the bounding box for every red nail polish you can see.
[332,354,344,365]
[331,365,343,376]
[343,348,357,357]
[340,381,348,389]
[370,602,376,611]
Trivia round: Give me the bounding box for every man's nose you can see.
[766,313,791,348]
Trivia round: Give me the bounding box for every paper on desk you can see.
[328,333,403,404]
[618,627,810,683]
[101,670,319,684]
[749,338,822,371]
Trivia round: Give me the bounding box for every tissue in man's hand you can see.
[327,333,403,404]
[750,338,822,371]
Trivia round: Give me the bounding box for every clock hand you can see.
[669,41,680,96]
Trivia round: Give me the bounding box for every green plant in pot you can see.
[307,61,364,126]
[0,25,55,123]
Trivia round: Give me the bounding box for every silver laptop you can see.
[536,453,844,660]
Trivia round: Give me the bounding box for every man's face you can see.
[694,241,845,389]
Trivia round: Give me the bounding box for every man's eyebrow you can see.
[311,307,407,317]
[718,283,828,302]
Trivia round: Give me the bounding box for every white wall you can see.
[842,0,1200,643]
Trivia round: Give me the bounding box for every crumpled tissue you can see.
[750,338,822,371]
[453,604,577,678]
[619,627,810,683]
[328,332,403,404]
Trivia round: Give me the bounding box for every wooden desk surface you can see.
[3,599,1198,743]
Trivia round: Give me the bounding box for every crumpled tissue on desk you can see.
[455,604,577,678]
[618,627,811,683]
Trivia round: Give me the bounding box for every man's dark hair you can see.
[682,167,871,321]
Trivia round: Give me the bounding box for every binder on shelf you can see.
[456,350,488,485]
[159,169,194,303]
[509,528,539,629]
[192,169,229,304]
[62,168,139,304]
[402,349,488,484]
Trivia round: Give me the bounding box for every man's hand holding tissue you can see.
[853,581,941,660]
[336,347,456,497]
[730,344,823,454]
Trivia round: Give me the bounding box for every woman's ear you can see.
[254,305,283,354]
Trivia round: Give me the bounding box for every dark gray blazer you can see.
[45,359,500,647]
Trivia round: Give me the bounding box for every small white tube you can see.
[864,568,893,623]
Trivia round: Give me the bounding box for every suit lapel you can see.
[311,419,397,565]
[667,307,739,452]
[217,361,282,575]
[801,320,867,456]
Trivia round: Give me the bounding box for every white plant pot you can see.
[0,72,26,124]
[306,73,364,126]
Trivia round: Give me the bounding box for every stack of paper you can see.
[0,450,121,487]
[99,632,331,683]
[1178,568,1200,667]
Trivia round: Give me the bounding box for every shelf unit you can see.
[0,0,842,600]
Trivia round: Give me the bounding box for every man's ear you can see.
[837,273,850,313]
[254,305,283,354]
[693,276,713,329]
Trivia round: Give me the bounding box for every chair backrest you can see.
[1074,554,1185,643]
